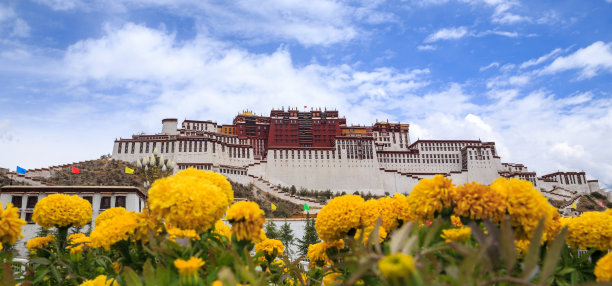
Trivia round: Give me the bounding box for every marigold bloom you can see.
[33,194,92,228]
[254,238,285,256]
[490,178,557,241]
[378,253,415,279]
[407,175,455,220]
[26,235,55,252]
[174,257,205,275]
[355,226,387,245]
[360,198,398,233]
[453,182,506,222]
[440,227,471,243]
[322,272,341,286]
[167,227,200,242]
[565,211,612,251]
[79,275,116,286]
[315,195,364,241]
[90,212,140,250]
[67,233,91,254]
[307,240,344,267]
[450,215,463,227]
[594,251,612,282]
[393,193,417,224]
[174,168,234,206]
[213,220,231,240]
[0,202,26,244]
[225,201,266,242]
[148,171,229,232]
[515,240,530,256]
[95,207,129,226]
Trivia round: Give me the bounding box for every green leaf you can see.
[0,263,15,286]
[143,260,157,286]
[30,257,52,266]
[521,217,545,280]
[539,227,568,285]
[500,217,517,273]
[123,267,144,286]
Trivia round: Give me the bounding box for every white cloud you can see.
[520,48,562,69]
[424,26,468,43]
[0,4,30,38]
[540,41,612,79]
[417,45,436,51]
[33,0,81,11]
[480,62,499,71]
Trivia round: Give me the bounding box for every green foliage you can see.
[278,221,294,255]
[296,213,320,256]
[264,221,280,240]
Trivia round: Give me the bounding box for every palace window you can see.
[11,196,22,208]
[100,197,111,210]
[115,196,126,208]
[83,196,93,205]
[118,142,122,154]
[25,212,34,224]
[26,196,38,209]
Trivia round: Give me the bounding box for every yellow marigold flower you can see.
[90,212,140,250]
[315,195,364,241]
[174,168,234,206]
[450,215,463,227]
[440,227,472,243]
[490,178,557,241]
[322,272,341,286]
[130,210,159,243]
[355,226,387,245]
[595,252,612,282]
[148,172,229,232]
[33,194,92,228]
[515,240,530,256]
[95,207,129,226]
[360,198,398,233]
[453,182,506,223]
[393,193,417,224]
[174,257,205,275]
[211,281,223,286]
[213,220,231,240]
[378,253,415,279]
[0,203,27,245]
[79,275,116,286]
[167,227,200,242]
[26,235,55,252]
[67,233,91,254]
[254,238,284,256]
[307,240,344,267]
[407,175,455,220]
[565,211,612,251]
[112,261,122,274]
[225,201,266,242]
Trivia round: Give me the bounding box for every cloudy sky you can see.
[1,0,611,188]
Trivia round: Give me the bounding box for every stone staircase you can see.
[247,174,325,214]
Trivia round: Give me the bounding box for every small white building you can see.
[0,185,147,257]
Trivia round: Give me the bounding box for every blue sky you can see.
[1,0,612,188]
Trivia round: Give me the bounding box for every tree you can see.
[279,220,294,256]
[264,220,280,240]
[296,213,320,256]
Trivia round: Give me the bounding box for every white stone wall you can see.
[0,192,144,257]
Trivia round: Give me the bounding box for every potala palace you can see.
[110,108,605,206]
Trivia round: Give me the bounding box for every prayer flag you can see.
[72,166,80,174]
[16,166,26,174]
[572,203,577,209]
[125,167,134,174]
[304,203,310,211]
[600,202,604,207]
[271,203,277,211]
[304,106,307,108]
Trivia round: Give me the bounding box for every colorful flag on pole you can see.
[304,106,307,109]
[304,203,310,211]
[271,203,277,211]
[72,166,80,174]
[600,202,604,207]
[572,203,577,209]
[125,167,134,174]
[16,166,26,174]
